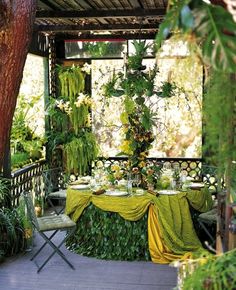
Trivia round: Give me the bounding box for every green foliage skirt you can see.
[66,203,150,261]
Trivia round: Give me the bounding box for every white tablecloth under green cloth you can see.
[66,188,213,263]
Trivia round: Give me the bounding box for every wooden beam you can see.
[36,8,166,19]
[55,32,157,41]
[34,23,160,32]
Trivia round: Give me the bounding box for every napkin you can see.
[93,189,106,195]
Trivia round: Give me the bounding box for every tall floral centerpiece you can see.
[102,41,174,186]
[47,64,99,175]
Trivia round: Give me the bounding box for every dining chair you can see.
[43,167,68,215]
[198,206,217,250]
[22,191,76,273]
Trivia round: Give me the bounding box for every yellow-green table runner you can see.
[66,189,213,263]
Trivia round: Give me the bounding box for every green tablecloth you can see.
[66,188,213,263]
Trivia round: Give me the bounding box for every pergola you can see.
[34,0,166,50]
[31,0,235,253]
[1,0,236,273]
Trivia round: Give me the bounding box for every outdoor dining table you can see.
[65,187,213,264]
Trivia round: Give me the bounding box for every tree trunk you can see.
[0,0,36,170]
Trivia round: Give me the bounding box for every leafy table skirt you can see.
[66,189,213,263]
[66,203,150,261]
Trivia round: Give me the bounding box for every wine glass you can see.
[133,174,141,188]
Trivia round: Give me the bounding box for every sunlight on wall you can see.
[18,53,45,137]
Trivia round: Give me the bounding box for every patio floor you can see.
[0,231,178,290]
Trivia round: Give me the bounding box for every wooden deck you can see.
[0,231,178,290]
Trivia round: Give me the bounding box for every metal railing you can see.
[10,160,46,207]
[10,157,221,205]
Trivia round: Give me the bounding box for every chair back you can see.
[23,191,40,230]
[43,167,67,196]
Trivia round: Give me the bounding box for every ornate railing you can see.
[10,157,220,206]
[10,160,46,207]
[93,157,219,192]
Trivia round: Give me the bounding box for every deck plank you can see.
[0,232,177,290]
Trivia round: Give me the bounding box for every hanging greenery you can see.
[57,65,86,135]
[203,70,236,191]
[65,132,99,175]
[47,63,99,175]
[102,40,175,174]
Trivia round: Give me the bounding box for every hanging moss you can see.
[57,65,86,133]
[65,131,99,175]
[203,71,236,170]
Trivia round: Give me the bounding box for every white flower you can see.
[56,100,65,111]
[81,63,91,74]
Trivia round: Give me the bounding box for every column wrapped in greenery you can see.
[53,64,99,175]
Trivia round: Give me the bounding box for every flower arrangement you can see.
[106,163,125,185]
[141,164,161,189]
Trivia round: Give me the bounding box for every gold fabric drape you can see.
[66,188,213,263]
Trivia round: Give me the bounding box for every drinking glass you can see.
[133,174,141,188]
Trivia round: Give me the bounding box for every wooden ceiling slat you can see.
[35,0,167,40]
[92,0,112,9]
[52,0,70,9]
[36,8,166,19]
[129,0,142,8]
[73,0,94,9]
[119,0,133,9]
[38,0,62,10]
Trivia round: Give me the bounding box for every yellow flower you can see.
[119,140,133,155]
[96,160,103,168]
[111,164,120,172]
[114,171,122,179]
[138,161,146,168]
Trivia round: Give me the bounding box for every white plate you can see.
[105,190,129,196]
[70,184,90,190]
[158,190,178,195]
[188,183,205,188]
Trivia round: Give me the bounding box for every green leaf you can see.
[155,0,191,49]
[124,96,135,114]
[193,4,236,72]
[120,112,129,125]
[181,5,194,31]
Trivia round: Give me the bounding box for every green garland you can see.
[66,203,150,261]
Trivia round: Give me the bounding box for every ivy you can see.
[67,203,150,261]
